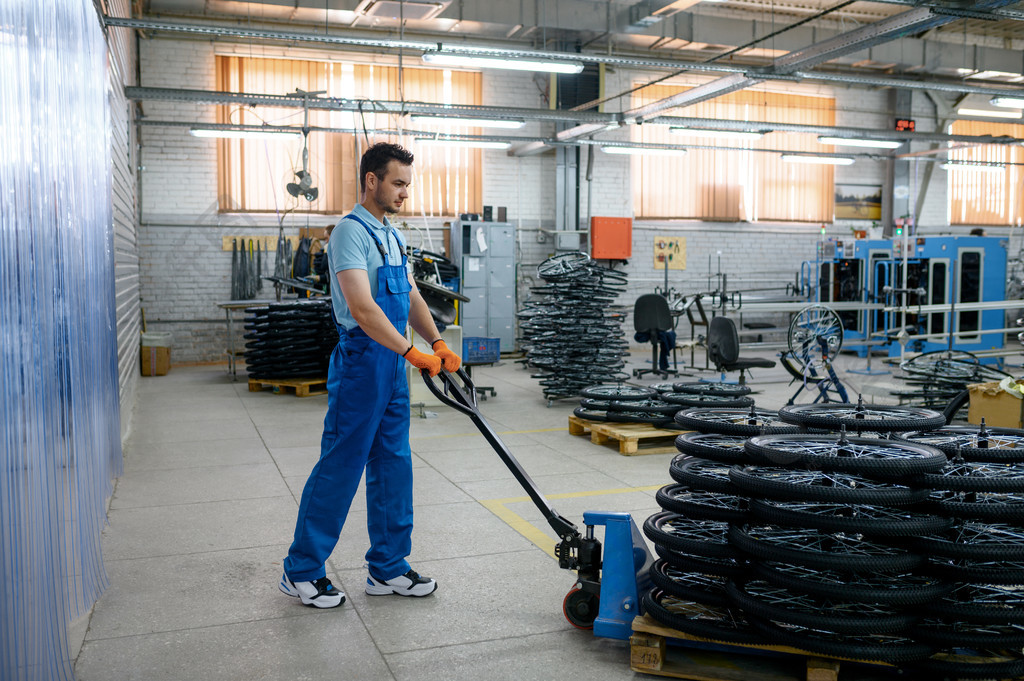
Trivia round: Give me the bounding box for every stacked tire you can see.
[243,300,339,380]
[518,253,629,401]
[573,381,754,429]
[642,400,1024,678]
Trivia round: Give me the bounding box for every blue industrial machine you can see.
[806,235,1007,357]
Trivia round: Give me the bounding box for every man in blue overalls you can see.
[280,143,461,608]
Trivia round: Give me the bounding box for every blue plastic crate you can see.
[463,337,500,364]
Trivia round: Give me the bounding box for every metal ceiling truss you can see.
[130,86,1024,150]
[106,15,1024,100]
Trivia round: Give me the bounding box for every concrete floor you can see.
[69,346,1016,680]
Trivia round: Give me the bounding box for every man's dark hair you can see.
[359,142,414,192]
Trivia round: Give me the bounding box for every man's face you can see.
[370,160,412,215]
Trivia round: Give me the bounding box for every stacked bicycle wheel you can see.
[890,350,1011,421]
[519,253,629,401]
[643,399,1024,677]
[243,300,339,380]
[573,381,755,428]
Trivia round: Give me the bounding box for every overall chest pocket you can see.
[384,270,412,295]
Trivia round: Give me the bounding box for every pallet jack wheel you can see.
[563,586,599,629]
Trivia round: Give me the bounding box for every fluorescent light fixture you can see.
[601,146,687,156]
[956,107,1023,119]
[781,154,855,166]
[414,137,511,150]
[189,127,302,140]
[410,115,525,129]
[990,96,1024,109]
[940,162,1005,173]
[670,127,764,140]
[817,136,902,149]
[422,51,584,74]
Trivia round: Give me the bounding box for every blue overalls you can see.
[284,213,415,583]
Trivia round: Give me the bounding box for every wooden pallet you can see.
[568,415,682,455]
[630,615,899,681]
[248,377,327,397]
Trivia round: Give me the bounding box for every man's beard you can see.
[374,194,400,215]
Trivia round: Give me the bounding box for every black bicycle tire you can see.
[674,408,802,436]
[728,524,923,573]
[913,620,1024,649]
[910,460,1024,493]
[729,466,930,506]
[643,512,740,559]
[656,484,749,522]
[642,589,762,646]
[778,403,946,433]
[669,458,741,494]
[752,562,952,606]
[745,616,934,664]
[927,557,1024,584]
[648,560,730,607]
[654,544,748,579]
[663,393,755,408]
[605,398,680,415]
[673,381,753,397]
[922,584,1024,624]
[573,406,608,422]
[579,384,658,400]
[942,389,971,424]
[933,493,1024,522]
[896,426,1024,463]
[606,411,673,427]
[725,580,917,635]
[748,498,951,537]
[911,522,1024,561]
[744,434,947,477]
[674,432,753,465]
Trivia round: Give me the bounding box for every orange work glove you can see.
[431,340,462,373]
[403,346,442,377]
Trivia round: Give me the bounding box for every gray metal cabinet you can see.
[452,220,516,351]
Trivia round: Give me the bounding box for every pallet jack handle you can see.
[421,369,594,571]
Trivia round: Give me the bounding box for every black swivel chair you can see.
[632,293,677,379]
[706,316,776,385]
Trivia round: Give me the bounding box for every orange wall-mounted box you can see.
[590,217,632,260]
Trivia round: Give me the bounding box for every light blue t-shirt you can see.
[327,203,407,331]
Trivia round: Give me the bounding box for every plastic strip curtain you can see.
[1,2,122,680]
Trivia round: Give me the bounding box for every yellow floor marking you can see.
[481,485,662,558]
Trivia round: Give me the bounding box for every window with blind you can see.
[948,120,1024,226]
[631,85,836,222]
[215,55,483,216]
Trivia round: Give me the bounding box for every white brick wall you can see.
[138,37,1018,360]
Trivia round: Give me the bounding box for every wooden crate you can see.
[248,377,327,397]
[630,614,899,681]
[568,415,683,455]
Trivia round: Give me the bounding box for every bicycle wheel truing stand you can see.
[786,336,849,404]
[421,368,652,639]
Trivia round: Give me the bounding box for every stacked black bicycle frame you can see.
[643,399,1024,679]
[518,253,630,401]
[243,300,339,380]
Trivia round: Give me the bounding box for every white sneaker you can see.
[279,574,345,608]
[365,569,437,597]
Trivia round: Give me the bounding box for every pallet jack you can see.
[421,368,653,640]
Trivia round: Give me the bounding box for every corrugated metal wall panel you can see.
[106,0,141,437]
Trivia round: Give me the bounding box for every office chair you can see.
[706,316,775,385]
[632,293,677,379]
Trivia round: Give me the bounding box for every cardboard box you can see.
[141,346,171,376]
[967,381,1024,428]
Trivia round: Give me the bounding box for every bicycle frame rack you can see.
[421,368,653,640]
